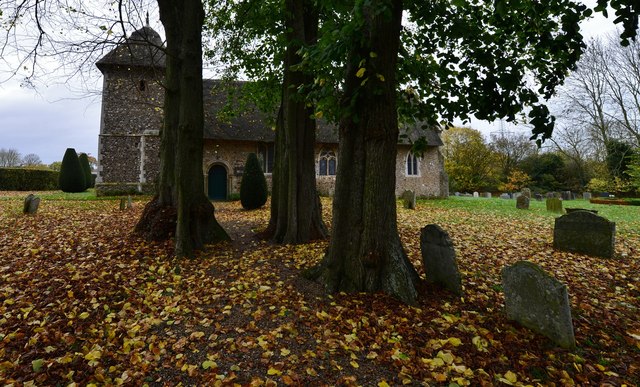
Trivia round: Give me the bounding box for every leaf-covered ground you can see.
[1,193,638,386]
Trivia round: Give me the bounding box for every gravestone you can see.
[500,193,510,199]
[513,192,521,199]
[473,191,479,198]
[534,193,544,201]
[484,192,492,198]
[502,261,576,349]
[401,190,416,210]
[553,211,615,258]
[23,194,41,214]
[516,195,530,209]
[546,198,563,213]
[454,192,460,197]
[583,192,592,200]
[521,188,531,199]
[119,198,126,210]
[420,224,462,295]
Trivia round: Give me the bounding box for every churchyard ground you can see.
[0,192,638,385]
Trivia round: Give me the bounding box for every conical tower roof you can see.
[96,26,165,72]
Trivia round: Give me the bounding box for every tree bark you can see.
[136,0,229,255]
[262,0,328,244]
[306,0,420,304]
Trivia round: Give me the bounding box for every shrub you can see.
[59,148,86,193]
[240,153,268,210]
[78,153,94,189]
[0,168,59,190]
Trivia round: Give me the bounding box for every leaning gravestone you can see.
[420,224,462,295]
[23,194,41,214]
[502,261,576,349]
[516,195,530,209]
[553,211,615,258]
[546,197,563,213]
[521,188,531,199]
[401,190,416,210]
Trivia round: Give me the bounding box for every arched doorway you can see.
[208,164,228,200]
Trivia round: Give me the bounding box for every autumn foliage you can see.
[0,193,638,385]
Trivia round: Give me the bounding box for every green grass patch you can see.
[0,189,151,201]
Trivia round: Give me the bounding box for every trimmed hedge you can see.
[240,153,268,210]
[59,148,86,193]
[0,168,60,191]
[78,153,94,189]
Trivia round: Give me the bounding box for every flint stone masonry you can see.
[401,190,416,209]
[23,194,40,214]
[502,261,576,349]
[546,198,563,213]
[516,195,530,210]
[553,211,615,258]
[420,224,462,295]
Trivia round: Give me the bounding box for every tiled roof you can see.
[96,26,165,72]
[203,80,442,146]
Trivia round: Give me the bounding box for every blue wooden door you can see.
[208,165,227,200]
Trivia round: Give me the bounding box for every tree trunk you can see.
[136,0,229,255]
[306,0,420,304]
[262,0,328,244]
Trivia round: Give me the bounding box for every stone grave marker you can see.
[521,187,531,199]
[553,210,615,258]
[516,195,530,209]
[454,192,460,196]
[484,192,492,198]
[401,190,416,210]
[534,193,543,201]
[473,191,479,198]
[546,197,563,213]
[513,192,521,199]
[502,261,576,349]
[23,194,41,214]
[500,193,510,199]
[582,192,592,201]
[420,224,462,295]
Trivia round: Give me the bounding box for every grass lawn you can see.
[0,193,638,385]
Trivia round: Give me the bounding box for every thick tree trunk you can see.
[136,0,229,255]
[307,0,420,304]
[263,0,328,244]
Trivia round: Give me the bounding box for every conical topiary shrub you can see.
[59,148,86,193]
[78,153,93,189]
[240,152,268,210]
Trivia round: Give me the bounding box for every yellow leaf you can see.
[378,381,390,387]
[350,361,359,368]
[504,370,518,383]
[448,337,462,346]
[280,348,291,356]
[366,351,378,359]
[596,364,606,371]
[376,73,385,82]
[202,360,217,370]
[78,312,90,320]
[315,111,323,119]
[356,68,366,78]
[84,349,101,361]
[267,367,282,376]
[306,367,318,376]
[370,52,378,58]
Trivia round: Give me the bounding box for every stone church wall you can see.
[395,145,449,198]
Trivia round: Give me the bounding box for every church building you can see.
[94,26,449,199]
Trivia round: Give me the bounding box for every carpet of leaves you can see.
[0,194,639,386]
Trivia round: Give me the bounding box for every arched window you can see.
[406,152,419,176]
[318,150,337,176]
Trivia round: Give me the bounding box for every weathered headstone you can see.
[119,198,126,210]
[420,224,462,295]
[23,194,40,214]
[401,190,416,210]
[473,191,479,198]
[454,192,460,197]
[583,192,592,201]
[521,187,531,199]
[516,195,530,209]
[534,193,544,201]
[483,192,492,198]
[513,192,521,199]
[546,197,563,213]
[553,211,615,258]
[127,195,133,209]
[500,193,510,199]
[502,261,576,349]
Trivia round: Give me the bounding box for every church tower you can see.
[95,25,166,195]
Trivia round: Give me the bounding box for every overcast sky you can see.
[0,2,620,165]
